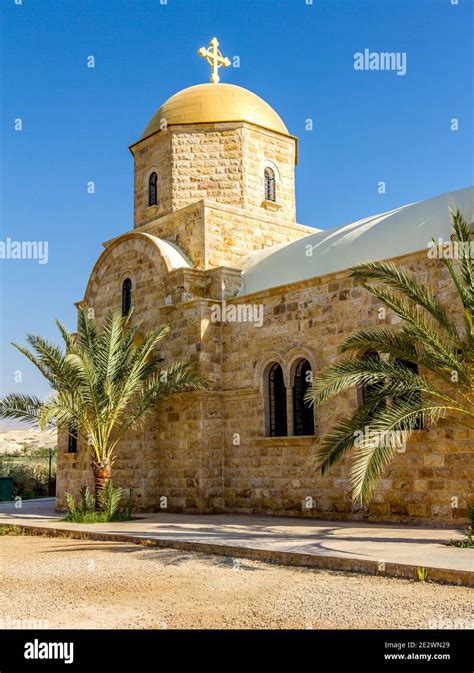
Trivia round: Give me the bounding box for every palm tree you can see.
[305,208,474,503]
[0,308,207,509]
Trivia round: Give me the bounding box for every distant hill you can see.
[0,429,57,454]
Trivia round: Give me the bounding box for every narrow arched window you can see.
[67,424,77,453]
[148,172,158,206]
[264,168,276,202]
[267,363,287,437]
[121,278,132,316]
[395,359,424,430]
[292,359,314,436]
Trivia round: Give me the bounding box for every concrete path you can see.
[1,498,472,586]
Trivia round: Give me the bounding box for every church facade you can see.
[56,41,473,525]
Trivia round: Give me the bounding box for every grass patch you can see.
[445,532,474,548]
[445,498,474,547]
[63,511,132,524]
[0,524,26,536]
[416,566,429,582]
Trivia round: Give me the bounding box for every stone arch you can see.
[254,352,288,438]
[254,350,288,392]
[260,158,281,183]
[83,231,191,306]
[284,347,317,436]
[143,165,161,191]
[284,347,317,386]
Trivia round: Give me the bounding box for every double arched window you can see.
[264,167,276,202]
[148,172,158,207]
[121,278,132,316]
[265,358,314,437]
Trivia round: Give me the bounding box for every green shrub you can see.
[445,497,474,548]
[0,448,56,499]
[101,480,123,519]
[0,524,26,536]
[416,567,429,582]
[64,481,133,523]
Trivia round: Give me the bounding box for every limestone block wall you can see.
[201,203,312,268]
[138,200,314,271]
[243,125,296,222]
[131,122,297,229]
[219,249,473,525]
[57,226,473,523]
[170,124,245,212]
[56,237,228,512]
[132,131,173,226]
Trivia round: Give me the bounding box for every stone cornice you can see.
[130,198,315,236]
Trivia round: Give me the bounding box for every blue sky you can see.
[0,0,473,414]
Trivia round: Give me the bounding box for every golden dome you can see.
[141,83,289,138]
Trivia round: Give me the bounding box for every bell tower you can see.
[130,38,297,230]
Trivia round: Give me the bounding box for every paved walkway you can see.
[1,499,472,585]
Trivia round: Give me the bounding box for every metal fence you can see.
[0,448,56,498]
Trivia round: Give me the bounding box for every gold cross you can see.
[198,37,231,84]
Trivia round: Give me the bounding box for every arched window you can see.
[395,359,424,430]
[267,363,287,437]
[292,359,314,436]
[148,172,158,207]
[264,167,276,202]
[67,424,77,454]
[121,278,132,316]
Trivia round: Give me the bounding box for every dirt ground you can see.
[1,536,472,629]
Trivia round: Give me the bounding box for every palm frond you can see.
[350,260,460,342]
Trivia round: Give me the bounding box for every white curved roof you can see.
[154,237,193,270]
[240,186,474,296]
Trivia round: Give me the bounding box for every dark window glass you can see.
[360,352,387,413]
[122,278,132,316]
[148,172,158,207]
[395,359,424,430]
[67,425,77,453]
[292,360,315,436]
[268,363,287,437]
[264,168,276,202]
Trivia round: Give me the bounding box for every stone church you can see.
[56,39,473,524]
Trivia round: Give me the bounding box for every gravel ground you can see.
[1,537,472,629]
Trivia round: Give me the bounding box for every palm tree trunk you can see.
[91,460,111,511]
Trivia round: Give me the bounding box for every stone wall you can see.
[132,131,173,226]
[56,234,228,512]
[218,249,473,525]
[57,238,473,524]
[243,125,296,222]
[136,200,314,270]
[131,122,297,229]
